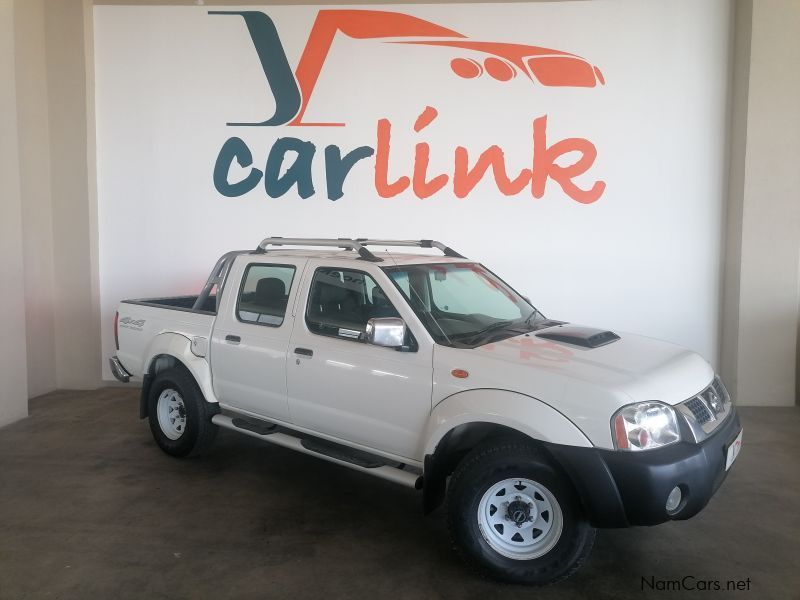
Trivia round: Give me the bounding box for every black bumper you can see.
[546,407,742,527]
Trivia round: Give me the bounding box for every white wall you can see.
[10,0,101,398]
[0,0,30,427]
[721,0,800,406]
[94,0,731,380]
[47,0,103,389]
[4,0,797,408]
[15,0,57,398]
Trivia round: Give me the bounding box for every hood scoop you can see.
[536,325,620,349]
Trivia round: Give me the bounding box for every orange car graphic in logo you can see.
[212,10,605,127]
[287,10,605,126]
[210,10,607,204]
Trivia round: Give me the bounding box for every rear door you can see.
[210,256,307,420]
[285,259,434,460]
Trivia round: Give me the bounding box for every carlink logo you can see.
[210,9,607,204]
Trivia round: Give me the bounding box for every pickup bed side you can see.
[116,299,218,418]
[117,301,215,377]
[114,250,249,405]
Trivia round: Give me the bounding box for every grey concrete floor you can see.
[0,389,798,600]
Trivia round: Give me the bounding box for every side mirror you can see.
[365,317,406,348]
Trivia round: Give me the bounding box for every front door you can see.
[286,261,433,460]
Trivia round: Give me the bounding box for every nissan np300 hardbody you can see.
[110,238,742,585]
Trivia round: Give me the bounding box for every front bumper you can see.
[547,407,742,527]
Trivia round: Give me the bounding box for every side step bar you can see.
[212,414,422,490]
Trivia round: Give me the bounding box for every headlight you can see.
[612,401,680,451]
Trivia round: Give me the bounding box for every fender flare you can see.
[139,332,219,418]
[422,388,592,457]
[419,389,592,514]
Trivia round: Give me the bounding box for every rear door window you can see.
[237,264,296,327]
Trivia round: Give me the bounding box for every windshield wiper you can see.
[457,320,518,345]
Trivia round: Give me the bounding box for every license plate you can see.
[725,428,743,471]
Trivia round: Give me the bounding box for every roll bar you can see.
[192,250,249,312]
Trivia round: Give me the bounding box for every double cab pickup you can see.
[110,237,742,585]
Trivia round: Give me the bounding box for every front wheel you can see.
[147,367,218,457]
[447,441,595,585]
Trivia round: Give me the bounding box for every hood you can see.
[432,325,714,448]
[475,326,713,405]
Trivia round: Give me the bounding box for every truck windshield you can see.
[383,263,548,348]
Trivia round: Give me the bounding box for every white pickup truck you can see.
[110,237,742,585]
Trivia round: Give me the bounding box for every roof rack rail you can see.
[253,238,467,262]
[355,239,466,259]
[254,237,382,262]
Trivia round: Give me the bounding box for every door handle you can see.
[225,335,241,344]
[294,347,313,357]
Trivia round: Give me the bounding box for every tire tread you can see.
[446,440,595,585]
[148,366,218,458]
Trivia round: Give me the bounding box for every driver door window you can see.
[305,267,400,341]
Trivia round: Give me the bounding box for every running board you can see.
[300,438,386,468]
[231,417,278,436]
[211,414,422,489]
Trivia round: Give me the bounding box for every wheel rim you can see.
[156,388,187,440]
[477,477,564,560]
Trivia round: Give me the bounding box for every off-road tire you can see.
[147,367,218,458]
[447,441,595,585]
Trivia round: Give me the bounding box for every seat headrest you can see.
[318,282,347,305]
[372,286,391,307]
[255,277,286,303]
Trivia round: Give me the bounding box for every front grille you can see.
[678,376,733,442]
[700,386,724,418]
[684,396,712,424]
[711,377,729,403]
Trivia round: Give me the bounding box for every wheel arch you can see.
[421,389,592,515]
[138,332,218,419]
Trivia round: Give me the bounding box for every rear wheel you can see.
[447,441,595,585]
[147,367,218,457]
